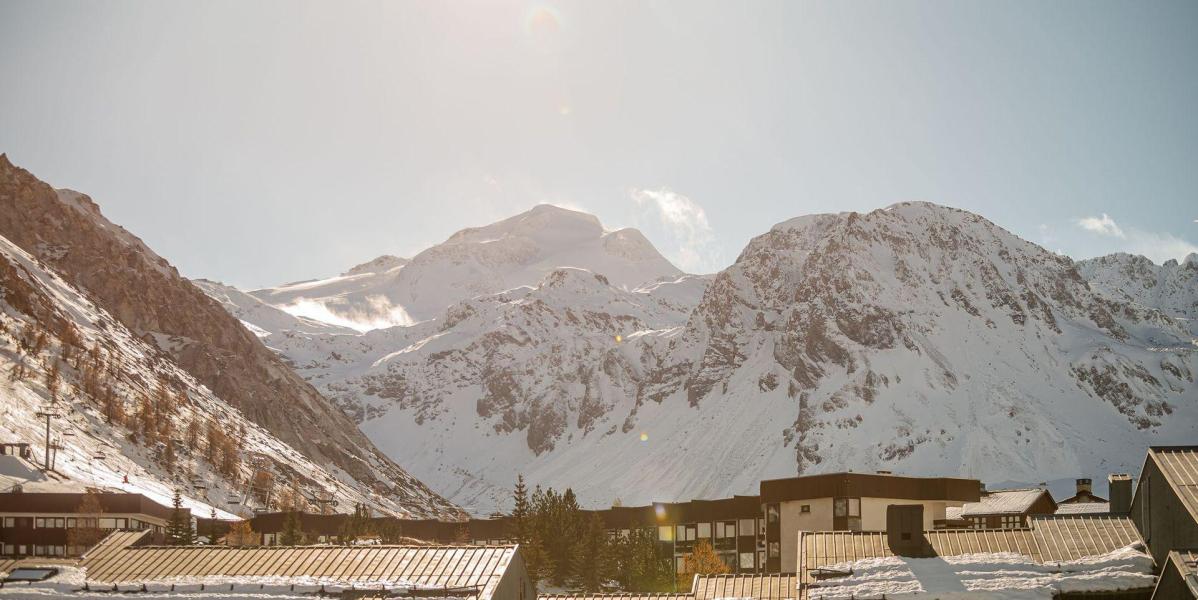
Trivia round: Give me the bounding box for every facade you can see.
[251,513,506,546]
[1130,446,1198,565]
[0,491,177,558]
[943,487,1057,528]
[597,496,765,575]
[1150,550,1198,600]
[759,472,979,573]
[797,514,1152,599]
[80,530,535,600]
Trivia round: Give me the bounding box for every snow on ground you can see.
[803,545,1155,599]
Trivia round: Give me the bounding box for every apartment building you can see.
[943,487,1057,528]
[598,496,765,575]
[759,472,980,573]
[0,490,176,557]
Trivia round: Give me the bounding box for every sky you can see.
[1,0,1196,288]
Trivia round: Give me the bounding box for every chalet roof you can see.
[1054,502,1111,515]
[1149,446,1198,524]
[797,515,1145,594]
[954,488,1053,516]
[80,530,519,600]
[692,573,798,600]
[760,472,980,504]
[1164,550,1198,593]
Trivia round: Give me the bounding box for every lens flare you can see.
[639,432,648,442]
[615,334,623,343]
[523,4,563,38]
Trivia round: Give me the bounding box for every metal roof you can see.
[1151,446,1198,525]
[80,530,518,600]
[956,488,1051,516]
[797,515,1145,595]
[692,574,798,600]
[1053,502,1110,515]
[539,594,694,600]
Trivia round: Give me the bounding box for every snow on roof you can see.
[799,544,1155,599]
[957,488,1049,516]
[1053,502,1110,515]
[798,516,1147,598]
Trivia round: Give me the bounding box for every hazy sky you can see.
[2,0,1196,288]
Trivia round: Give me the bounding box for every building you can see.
[0,491,178,558]
[943,487,1057,528]
[1130,446,1198,565]
[1059,478,1109,505]
[759,472,980,573]
[75,529,535,600]
[796,513,1154,599]
[598,496,765,575]
[250,512,505,546]
[1150,550,1198,600]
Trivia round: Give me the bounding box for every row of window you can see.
[1,543,83,557]
[671,550,763,573]
[656,519,762,542]
[2,516,163,533]
[968,515,1026,529]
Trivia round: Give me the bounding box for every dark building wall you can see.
[1130,457,1198,565]
[1150,559,1198,600]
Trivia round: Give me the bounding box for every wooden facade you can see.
[1130,446,1198,565]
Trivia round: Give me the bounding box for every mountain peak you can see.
[342,255,409,276]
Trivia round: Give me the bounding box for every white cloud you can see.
[631,187,722,273]
[1075,213,1125,238]
[1074,213,1198,265]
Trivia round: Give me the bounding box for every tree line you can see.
[507,475,727,593]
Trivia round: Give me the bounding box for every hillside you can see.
[0,155,460,518]
[226,202,1197,513]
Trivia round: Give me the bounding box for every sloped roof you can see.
[692,574,798,600]
[797,515,1145,595]
[539,595,693,600]
[1054,502,1110,515]
[955,488,1052,516]
[1151,446,1198,524]
[80,531,519,600]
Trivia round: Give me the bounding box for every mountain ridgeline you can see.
[0,155,460,518]
[209,201,1197,513]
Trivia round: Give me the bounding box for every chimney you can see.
[886,505,930,557]
[1075,478,1092,497]
[1108,474,1133,514]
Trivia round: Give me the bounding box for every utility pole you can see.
[34,411,59,471]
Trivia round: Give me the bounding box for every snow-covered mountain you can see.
[248,204,685,331]
[0,155,460,518]
[221,203,1198,512]
[0,234,441,518]
[227,202,1196,514]
[1077,252,1198,334]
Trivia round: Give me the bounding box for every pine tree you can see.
[280,510,305,545]
[339,503,371,544]
[165,489,195,545]
[570,513,612,592]
[510,474,531,545]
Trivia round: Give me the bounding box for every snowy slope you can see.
[249,204,684,330]
[1077,252,1198,334]
[208,203,1198,514]
[191,279,359,338]
[0,235,451,518]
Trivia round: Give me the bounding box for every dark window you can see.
[800,504,811,513]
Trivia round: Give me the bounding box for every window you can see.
[739,552,754,570]
[767,504,780,524]
[971,517,985,529]
[4,568,58,582]
[715,521,736,539]
[697,522,711,539]
[2,544,13,555]
[2,517,14,528]
[738,519,755,537]
[676,525,696,541]
[658,526,674,542]
[834,498,861,517]
[768,542,779,558]
[1000,515,1023,528]
[98,518,117,529]
[675,556,686,574]
[800,504,811,513]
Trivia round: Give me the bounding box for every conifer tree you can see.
[339,502,371,544]
[280,509,305,545]
[570,513,613,592]
[510,474,531,545]
[165,489,195,545]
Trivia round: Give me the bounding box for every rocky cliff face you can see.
[0,155,460,518]
[225,201,1197,513]
[1077,252,1198,334]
